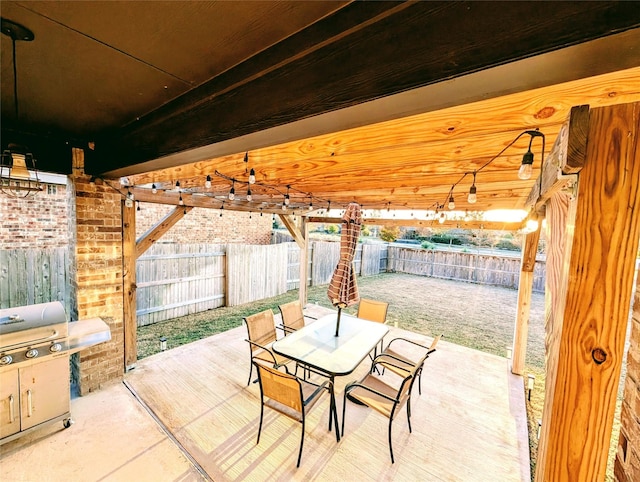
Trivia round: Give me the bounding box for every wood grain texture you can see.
[511,226,542,375]
[120,68,640,214]
[122,201,137,369]
[537,102,640,481]
[136,206,192,258]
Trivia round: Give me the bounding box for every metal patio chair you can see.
[376,334,442,395]
[342,353,423,464]
[243,309,292,386]
[357,298,390,364]
[254,362,338,468]
[278,300,306,334]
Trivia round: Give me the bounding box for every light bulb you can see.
[152,184,157,194]
[284,194,290,205]
[518,151,534,180]
[438,212,446,224]
[525,218,539,233]
[468,185,477,204]
[127,190,134,201]
[448,195,455,210]
[175,180,180,188]
[249,168,256,184]
[228,187,235,200]
[125,198,133,208]
[205,175,211,189]
[308,202,313,211]
[247,189,252,202]
[282,203,287,211]
[178,194,184,206]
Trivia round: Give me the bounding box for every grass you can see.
[137,272,625,480]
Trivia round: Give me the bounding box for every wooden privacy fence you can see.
[136,243,226,326]
[387,246,545,292]
[0,248,71,313]
[2,242,543,327]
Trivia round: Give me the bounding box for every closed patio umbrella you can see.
[327,202,362,336]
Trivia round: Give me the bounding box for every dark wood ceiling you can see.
[2,1,639,218]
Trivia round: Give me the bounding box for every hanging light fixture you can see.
[518,130,545,180]
[246,187,252,202]
[448,191,455,210]
[468,171,477,204]
[205,175,212,189]
[228,181,235,200]
[249,168,256,184]
[151,183,157,194]
[0,19,42,198]
[178,193,184,206]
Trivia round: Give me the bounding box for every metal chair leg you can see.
[388,418,394,464]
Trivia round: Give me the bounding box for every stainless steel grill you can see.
[0,301,111,444]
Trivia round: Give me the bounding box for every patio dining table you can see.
[272,311,389,440]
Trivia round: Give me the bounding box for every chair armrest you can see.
[345,380,397,403]
[246,339,278,363]
[385,337,429,351]
[372,353,414,371]
[276,324,297,334]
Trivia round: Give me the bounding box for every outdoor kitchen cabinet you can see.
[0,357,70,440]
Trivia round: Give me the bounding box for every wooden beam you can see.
[122,200,137,370]
[307,216,522,231]
[136,206,193,258]
[526,105,589,209]
[536,102,640,481]
[278,214,304,247]
[511,224,542,375]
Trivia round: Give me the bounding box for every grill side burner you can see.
[0,301,111,444]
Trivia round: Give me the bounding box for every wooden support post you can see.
[511,222,541,375]
[122,200,137,370]
[299,218,309,306]
[536,102,640,481]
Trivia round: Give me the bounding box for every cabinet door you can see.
[20,357,70,431]
[0,369,20,439]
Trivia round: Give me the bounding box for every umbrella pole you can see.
[335,307,342,337]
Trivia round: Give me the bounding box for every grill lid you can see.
[0,302,68,349]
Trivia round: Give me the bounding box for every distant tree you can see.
[380,225,400,242]
[361,225,372,237]
[326,224,338,234]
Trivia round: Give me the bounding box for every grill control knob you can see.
[50,343,62,353]
[0,355,12,366]
[25,349,39,359]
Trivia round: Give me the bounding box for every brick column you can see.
[615,271,640,482]
[70,148,124,394]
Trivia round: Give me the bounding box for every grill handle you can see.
[0,329,59,351]
[27,390,33,417]
[9,394,14,423]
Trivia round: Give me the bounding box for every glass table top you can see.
[272,312,389,376]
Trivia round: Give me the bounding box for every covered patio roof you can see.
[2,2,639,221]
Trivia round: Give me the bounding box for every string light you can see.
[136,201,141,212]
[448,190,455,210]
[228,181,235,200]
[178,194,184,206]
[284,186,290,205]
[439,211,446,224]
[151,183,157,194]
[175,180,180,189]
[468,172,477,204]
[249,168,256,184]
[205,175,211,189]
[246,188,252,202]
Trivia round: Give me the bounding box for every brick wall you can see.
[615,273,640,481]
[70,150,125,394]
[135,202,272,244]
[0,182,70,249]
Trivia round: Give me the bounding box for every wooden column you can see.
[536,102,640,481]
[299,218,310,306]
[122,201,137,370]
[511,223,541,375]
